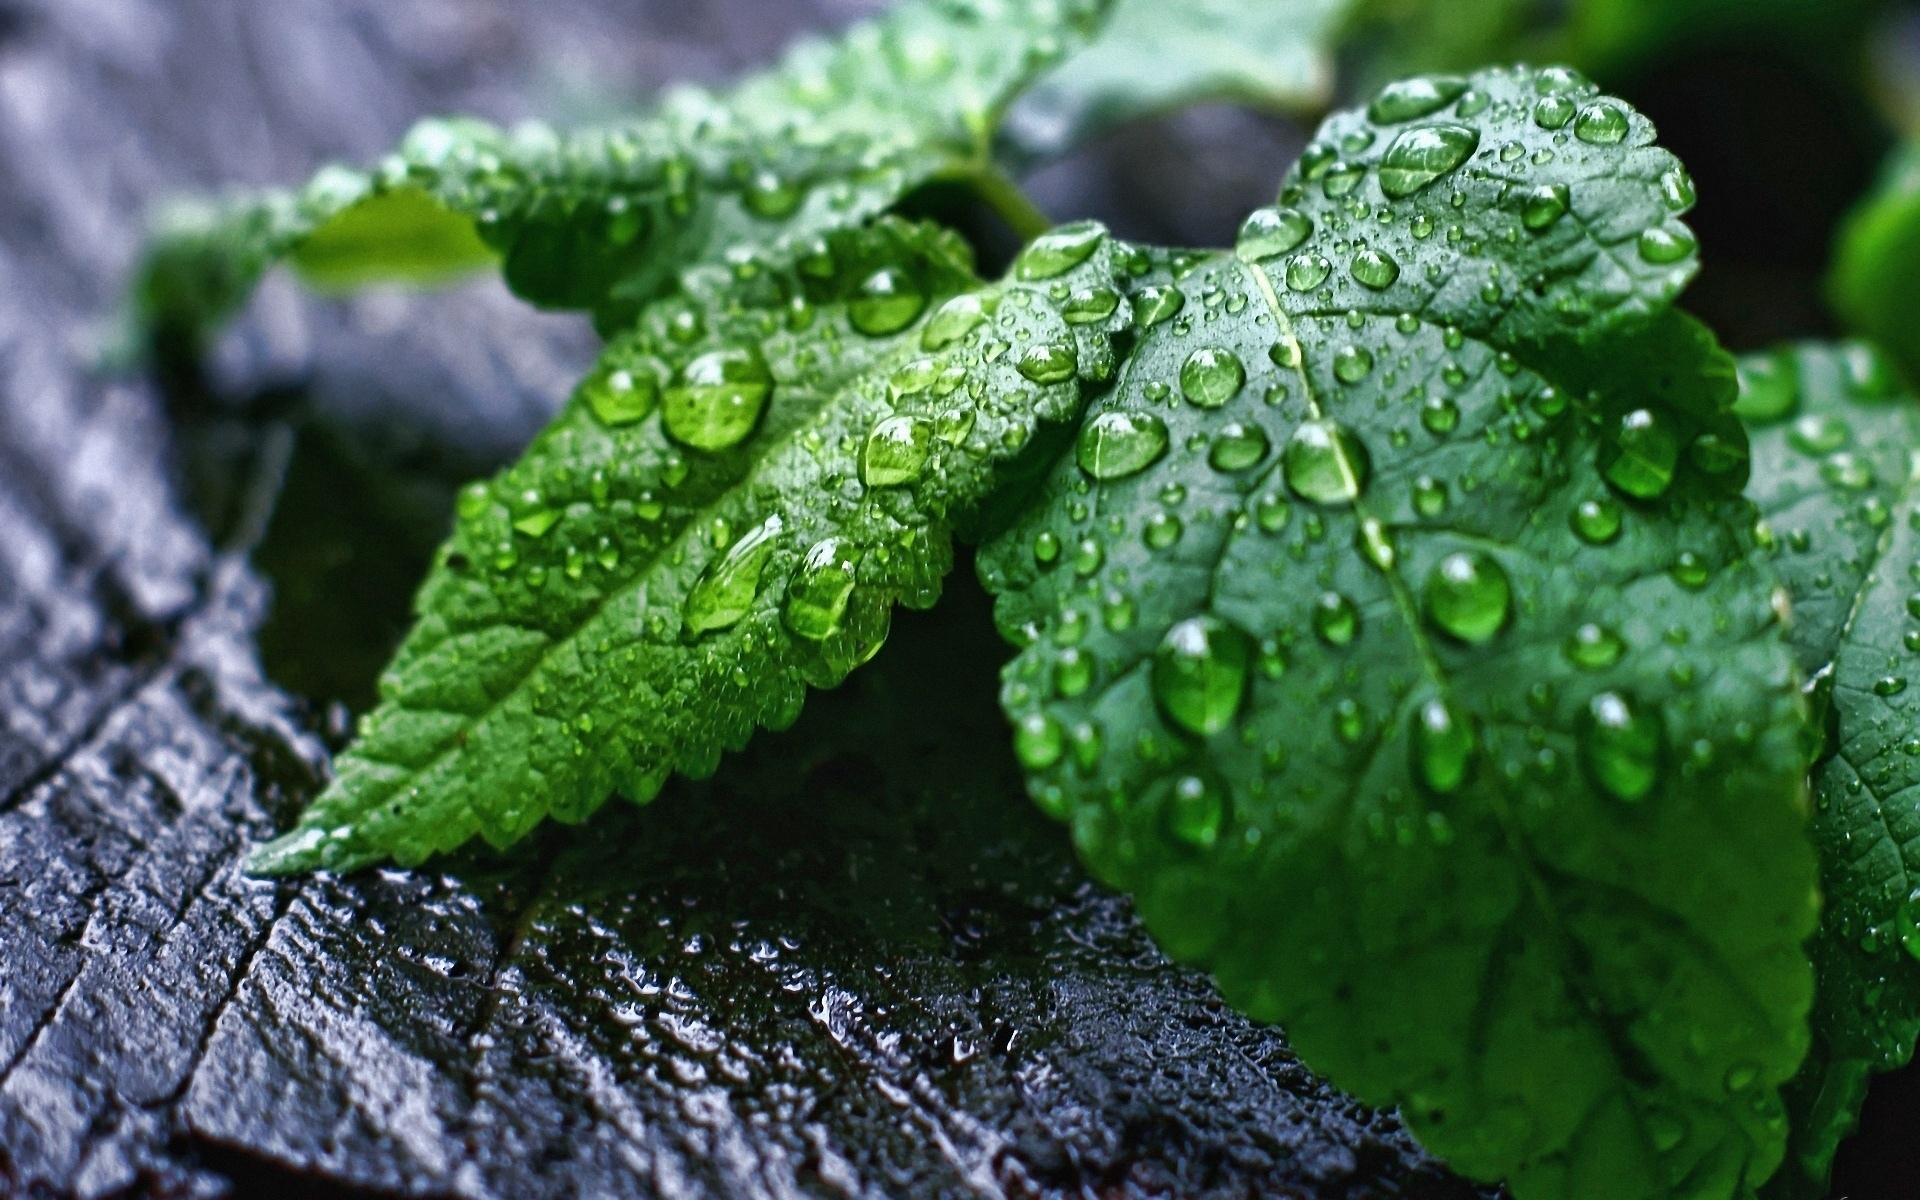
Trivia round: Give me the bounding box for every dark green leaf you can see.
[1742,341,1920,1199]
[249,217,1137,873]
[981,66,1816,1200]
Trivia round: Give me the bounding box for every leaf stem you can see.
[967,164,1055,243]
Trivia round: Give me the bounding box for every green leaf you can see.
[247,215,1137,874]
[286,184,498,291]
[1831,145,1920,389]
[1741,341,1920,1199]
[1003,0,1356,158]
[981,66,1816,1200]
[135,0,1110,346]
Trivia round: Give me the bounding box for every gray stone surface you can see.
[0,2,1493,1196]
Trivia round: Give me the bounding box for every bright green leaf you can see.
[1003,0,1356,158]
[981,66,1816,1200]
[1742,341,1920,1200]
[135,0,1110,346]
[247,216,1138,874]
[1831,145,1920,388]
[287,185,497,292]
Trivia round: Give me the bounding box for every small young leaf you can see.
[1741,341,1920,1199]
[1830,144,1920,388]
[1003,0,1355,158]
[248,216,1137,874]
[982,66,1816,1200]
[135,0,1111,346]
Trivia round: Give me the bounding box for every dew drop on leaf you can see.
[1789,412,1851,455]
[1573,101,1630,145]
[1208,422,1271,472]
[581,362,659,427]
[1350,249,1400,289]
[1181,347,1246,408]
[1236,206,1313,262]
[1820,451,1876,490]
[1133,284,1185,329]
[1521,185,1570,232]
[1143,510,1183,549]
[850,267,928,335]
[1015,220,1107,281]
[1055,647,1092,697]
[1060,285,1120,324]
[859,416,932,487]
[920,293,988,350]
[1426,552,1511,644]
[1600,407,1680,499]
[685,514,784,635]
[1414,475,1449,516]
[1014,711,1065,769]
[1018,341,1079,384]
[1168,774,1225,847]
[1412,697,1474,794]
[741,169,803,219]
[1368,75,1469,124]
[1378,123,1480,198]
[1733,352,1799,421]
[1582,691,1662,801]
[1637,225,1698,265]
[1078,410,1169,480]
[1422,395,1461,435]
[664,345,774,450]
[1152,615,1251,736]
[1284,419,1371,505]
[1533,96,1575,129]
[1285,253,1334,292]
[1313,592,1360,646]
[1334,344,1376,383]
[1566,622,1627,670]
[783,537,859,641]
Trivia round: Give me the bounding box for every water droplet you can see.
[1061,286,1120,325]
[859,416,932,487]
[1790,413,1851,455]
[921,293,989,350]
[1533,95,1575,129]
[1152,616,1251,736]
[1143,510,1183,549]
[742,169,803,218]
[1167,775,1225,847]
[1322,162,1365,197]
[1566,623,1626,670]
[1876,676,1909,697]
[1285,254,1333,291]
[1133,284,1185,328]
[1032,530,1061,565]
[1688,433,1748,478]
[1412,697,1474,793]
[581,361,659,427]
[1821,452,1876,491]
[1637,225,1697,265]
[1351,249,1401,289]
[1671,551,1710,590]
[1016,221,1107,281]
[1582,691,1661,801]
[686,514,784,634]
[1237,207,1314,262]
[1422,395,1460,434]
[1018,341,1079,384]
[1572,497,1623,544]
[1015,711,1065,769]
[1426,552,1511,644]
[1181,348,1246,408]
[1334,698,1367,743]
[784,537,860,640]
[513,509,560,538]
[1414,475,1449,516]
[1334,344,1376,383]
[1314,592,1360,646]
[1055,647,1093,697]
[1521,184,1571,231]
[1101,591,1136,631]
[1078,410,1169,480]
[1573,101,1630,144]
[1378,123,1480,198]
[1659,168,1697,210]
[1600,407,1680,499]
[1284,420,1371,506]
[1072,537,1104,576]
[664,346,774,450]
[1256,492,1292,532]
[850,268,928,335]
[1208,422,1271,472]
[1368,75,1470,124]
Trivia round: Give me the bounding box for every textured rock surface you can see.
[0,1,1497,1197]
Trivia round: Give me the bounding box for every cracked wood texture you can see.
[0,1,1496,1196]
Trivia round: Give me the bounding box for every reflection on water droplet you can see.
[581,361,660,427]
[1426,552,1511,644]
[1572,497,1623,544]
[1078,410,1169,480]
[686,514,784,634]
[1334,344,1376,383]
[1061,286,1120,325]
[1368,75,1470,124]
[1521,185,1570,231]
[1583,691,1661,801]
[860,416,933,487]
[1208,422,1271,472]
[1134,285,1184,329]
[1637,226,1697,265]
[1237,207,1314,262]
[1821,452,1876,491]
[1600,407,1680,499]
[1181,348,1246,408]
[1573,101,1630,144]
[1152,616,1251,736]
[784,537,859,641]
[1015,711,1064,769]
[665,346,774,450]
[1168,775,1225,848]
[1314,592,1360,646]
[850,268,928,335]
[1285,254,1333,292]
[1566,623,1626,670]
[1413,697,1474,794]
[1285,420,1371,505]
[1789,412,1851,455]
[1534,95,1575,129]
[1379,124,1480,198]
[742,169,803,218]
[1016,221,1107,281]
[1018,341,1079,384]
[921,293,989,350]
[1351,249,1400,289]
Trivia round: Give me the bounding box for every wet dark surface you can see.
[0,2,1503,1197]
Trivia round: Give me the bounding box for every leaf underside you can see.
[981,65,1815,1200]
[1740,341,1920,1199]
